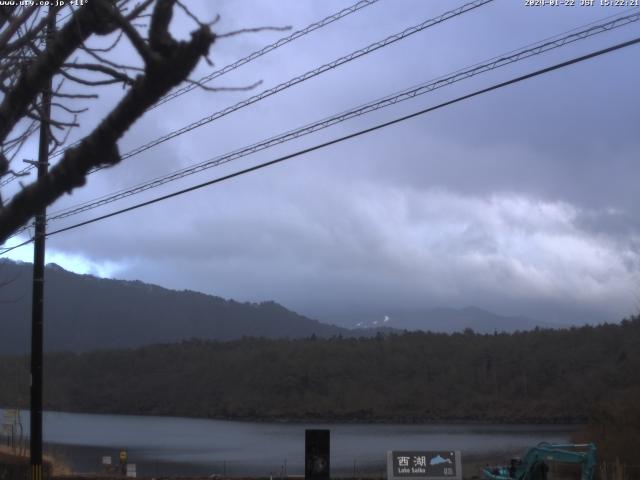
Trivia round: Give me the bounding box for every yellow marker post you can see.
[31,463,42,480]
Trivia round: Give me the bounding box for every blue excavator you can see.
[482,442,597,480]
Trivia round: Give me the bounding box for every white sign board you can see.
[126,463,137,478]
[101,456,112,466]
[387,451,462,480]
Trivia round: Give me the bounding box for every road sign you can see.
[119,450,128,464]
[126,463,137,478]
[101,456,112,466]
[387,451,462,480]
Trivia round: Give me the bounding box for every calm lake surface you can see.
[1,409,575,476]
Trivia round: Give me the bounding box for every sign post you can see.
[2,409,20,452]
[119,449,128,476]
[387,451,462,480]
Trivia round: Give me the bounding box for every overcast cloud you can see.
[3,0,640,327]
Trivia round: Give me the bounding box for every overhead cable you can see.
[151,0,381,110]
[3,34,639,253]
[11,0,494,186]
[0,0,382,186]
[36,9,640,226]
[111,0,495,163]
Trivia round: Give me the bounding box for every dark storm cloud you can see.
[576,209,640,238]
[5,0,640,327]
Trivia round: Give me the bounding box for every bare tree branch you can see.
[184,78,262,93]
[0,3,215,241]
[0,7,55,56]
[80,46,143,72]
[64,62,137,85]
[58,67,132,87]
[82,29,124,53]
[0,1,278,239]
[149,0,174,54]
[108,6,156,64]
[0,5,38,52]
[124,0,155,22]
[0,0,116,144]
[216,25,291,39]
[51,92,99,99]
[51,102,88,115]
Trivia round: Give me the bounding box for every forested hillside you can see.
[0,260,348,354]
[1,318,638,425]
[0,260,554,355]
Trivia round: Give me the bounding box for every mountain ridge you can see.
[0,259,348,354]
[2,259,553,354]
[363,304,555,332]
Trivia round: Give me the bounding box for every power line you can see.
[28,9,639,229]
[109,0,494,163]
[5,0,494,187]
[55,0,382,154]
[0,239,31,255]
[0,0,381,186]
[3,34,638,253]
[150,0,380,111]
[8,6,637,205]
[0,0,496,209]
[6,7,638,242]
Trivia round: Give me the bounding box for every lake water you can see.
[1,409,575,476]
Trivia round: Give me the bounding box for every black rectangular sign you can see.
[305,429,330,480]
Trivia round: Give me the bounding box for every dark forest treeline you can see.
[1,318,639,426]
[2,319,640,461]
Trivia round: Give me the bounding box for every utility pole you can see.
[30,9,55,480]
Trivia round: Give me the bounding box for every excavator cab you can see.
[484,459,523,479]
[482,443,596,480]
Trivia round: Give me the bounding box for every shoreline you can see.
[3,448,524,480]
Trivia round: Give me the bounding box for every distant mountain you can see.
[0,259,553,355]
[0,259,348,354]
[347,306,553,334]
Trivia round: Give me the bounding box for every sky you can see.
[2,0,640,327]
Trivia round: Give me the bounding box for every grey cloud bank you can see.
[4,0,640,328]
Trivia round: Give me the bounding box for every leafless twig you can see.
[216,25,292,38]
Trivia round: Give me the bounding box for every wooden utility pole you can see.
[30,9,55,480]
